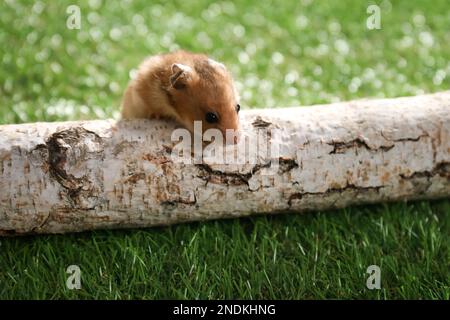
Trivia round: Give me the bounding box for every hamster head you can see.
[168,58,241,144]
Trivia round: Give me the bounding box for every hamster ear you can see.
[170,63,192,89]
[208,58,226,71]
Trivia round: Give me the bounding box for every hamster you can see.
[121,51,241,144]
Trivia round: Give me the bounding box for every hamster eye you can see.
[236,104,241,113]
[205,112,219,124]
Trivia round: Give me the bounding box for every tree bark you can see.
[1,92,449,235]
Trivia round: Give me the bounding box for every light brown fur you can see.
[121,51,240,142]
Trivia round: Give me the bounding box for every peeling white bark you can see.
[1,92,449,235]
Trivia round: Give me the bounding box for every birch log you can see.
[1,92,449,235]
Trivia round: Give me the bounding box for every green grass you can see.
[0,201,449,299]
[0,0,449,299]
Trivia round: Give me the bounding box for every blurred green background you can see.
[0,0,449,299]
